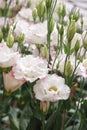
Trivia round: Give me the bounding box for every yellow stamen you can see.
[48,86,57,92]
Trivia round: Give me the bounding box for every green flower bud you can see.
[32,8,37,22]
[37,0,45,21]
[80,16,83,25]
[0,29,3,42]
[27,0,31,8]
[7,31,14,48]
[67,20,76,41]
[65,60,72,76]
[46,0,52,9]
[16,0,19,4]
[73,9,79,22]
[83,32,87,49]
[49,17,54,34]
[41,45,49,59]
[57,2,66,17]
[18,33,25,44]
[74,40,80,52]
[59,25,64,35]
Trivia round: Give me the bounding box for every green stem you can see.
[47,32,51,66]
[42,115,45,130]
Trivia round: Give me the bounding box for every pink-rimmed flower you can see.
[12,55,48,82]
[33,74,70,102]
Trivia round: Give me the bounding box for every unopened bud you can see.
[73,9,79,22]
[37,0,45,21]
[74,40,80,52]
[83,32,87,49]
[57,2,66,17]
[40,101,50,114]
[46,0,52,9]
[49,17,54,34]
[7,31,14,48]
[18,33,25,44]
[16,0,19,4]
[65,60,72,76]
[41,45,49,59]
[59,25,64,35]
[27,0,31,8]
[67,20,76,41]
[32,8,37,22]
[0,29,3,42]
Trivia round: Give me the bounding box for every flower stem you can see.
[42,115,45,130]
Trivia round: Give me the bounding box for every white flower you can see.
[18,8,33,22]
[3,72,24,93]
[33,74,70,102]
[0,43,20,68]
[27,21,47,44]
[12,55,48,82]
[77,59,87,79]
[14,20,47,44]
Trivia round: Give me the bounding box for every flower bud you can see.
[6,31,14,48]
[3,72,24,94]
[46,0,52,9]
[57,2,66,17]
[0,29,3,42]
[74,40,80,52]
[67,20,76,41]
[41,45,49,59]
[18,33,25,44]
[83,32,87,49]
[37,0,45,21]
[65,60,72,76]
[80,16,83,25]
[40,101,50,114]
[32,8,37,22]
[16,0,19,4]
[49,17,54,34]
[59,25,64,35]
[73,9,79,22]
[27,0,31,8]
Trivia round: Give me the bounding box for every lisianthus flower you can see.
[33,74,70,102]
[76,59,87,79]
[17,8,34,22]
[26,21,47,44]
[0,42,20,68]
[3,72,25,93]
[12,55,48,82]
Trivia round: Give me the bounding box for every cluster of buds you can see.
[36,0,45,22]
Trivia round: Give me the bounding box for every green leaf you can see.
[45,111,62,130]
[9,107,19,130]
[19,119,29,130]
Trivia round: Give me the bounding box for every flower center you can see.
[48,86,57,92]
